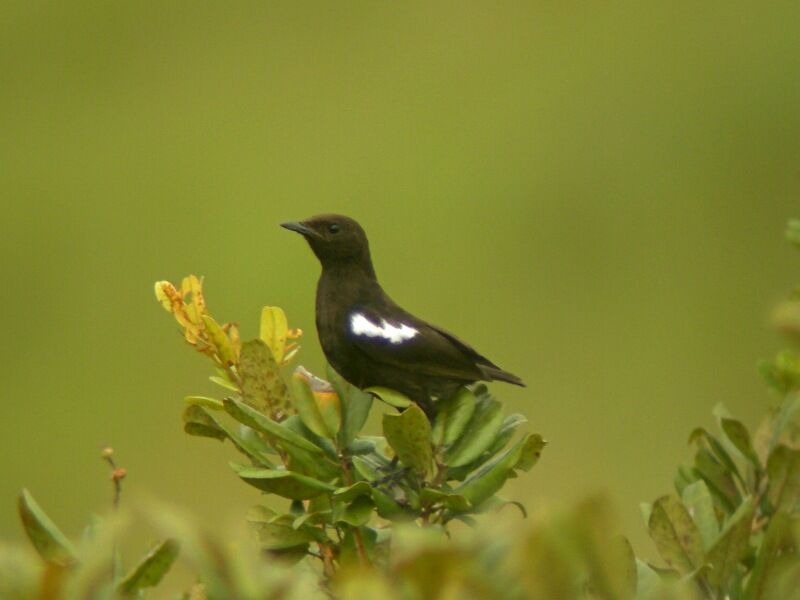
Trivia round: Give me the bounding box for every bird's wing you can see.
[346,307,485,382]
[427,323,525,386]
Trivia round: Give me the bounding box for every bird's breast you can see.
[314,282,365,380]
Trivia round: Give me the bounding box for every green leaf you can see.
[486,413,527,453]
[201,315,235,366]
[471,495,527,517]
[247,506,320,550]
[232,465,335,500]
[339,526,379,564]
[184,395,224,410]
[674,464,699,496]
[292,510,331,530]
[209,374,238,392]
[329,365,373,449]
[238,339,292,419]
[444,395,503,467]
[766,444,800,513]
[259,306,288,363]
[351,455,383,481]
[514,433,547,471]
[382,404,433,476]
[690,427,743,486]
[183,405,227,441]
[694,447,741,513]
[291,370,333,439]
[743,510,792,600]
[17,489,77,567]
[223,398,323,454]
[333,496,374,527]
[443,413,529,481]
[281,415,338,459]
[419,488,471,512]
[299,367,342,438]
[117,539,179,595]
[370,488,416,520]
[185,405,276,467]
[432,387,476,447]
[367,386,412,409]
[333,481,373,503]
[681,480,719,550]
[706,498,754,594]
[635,559,669,600]
[720,417,760,469]
[647,495,706,575]
[456,433,545,506]
[220,423,276,468]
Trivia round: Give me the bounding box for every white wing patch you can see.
[350,312,419,344]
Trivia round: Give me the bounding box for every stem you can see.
[101,448,126,582]
[101,449,125,511]
[339,450,370,566]
[351,528,369,566]
[319,542,336,578]
[432,458,446,488]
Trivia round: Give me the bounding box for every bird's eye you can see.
[328,223,341,234]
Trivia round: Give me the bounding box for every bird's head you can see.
[281,214,374,273]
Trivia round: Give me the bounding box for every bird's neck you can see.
[317,258,381,315]
[319,255,377,284]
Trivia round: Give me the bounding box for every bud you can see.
[101,447,114,459]
[154,281,179,313]
[111,467,127,482]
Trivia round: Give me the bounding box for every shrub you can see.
[3,224,800,599]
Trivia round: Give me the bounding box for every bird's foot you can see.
[374,459,410,487]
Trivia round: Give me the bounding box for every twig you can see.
[339,452,370,567]
[101,447,126,511]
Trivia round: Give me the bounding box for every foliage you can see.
[155,276,546,569]
[3,227,800,598]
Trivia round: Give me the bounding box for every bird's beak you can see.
[280,221,318,238]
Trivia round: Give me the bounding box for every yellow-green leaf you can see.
[18,489,77,567]
[681,480,718,550]
[239,339,293,419]
[706,498,753,593]
[181,275,206,317]
[232,465,334,500]
[154,281,176,312]
[382,404,433,476]
[117,539,179,595]
[260,306,289,364]
[766,444,800,513]
[432,387,476,447]
[455,433,544,506]
[201,315,235,366]
[444,396,503,467]
[743,510,792,600]
[367,387,413,409]
[648,495,706,575]
[183,396,224,410]
[291,369,333,439]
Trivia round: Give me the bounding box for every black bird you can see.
[281,214,524,416]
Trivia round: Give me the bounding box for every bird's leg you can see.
[374,460,410,487]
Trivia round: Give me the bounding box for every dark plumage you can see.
[281,214,524,416]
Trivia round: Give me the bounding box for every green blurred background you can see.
[2,0,799,559]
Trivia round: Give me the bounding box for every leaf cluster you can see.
[163,277,546,573]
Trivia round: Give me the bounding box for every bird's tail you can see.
[479,364,526,387]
